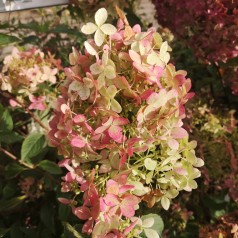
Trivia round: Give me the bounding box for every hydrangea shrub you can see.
[49,7,203,237]
[153,0,238,64]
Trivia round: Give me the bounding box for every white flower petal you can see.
[84,41,97,56]
[100,24,117,35]
[94,29,105,46]
[81,22,97,35]
[95,8,108,26]
[79,84,90,100]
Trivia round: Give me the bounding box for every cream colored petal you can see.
[94,29,105,47]
[111,98,122,113]
[100,24,117,35]
[90,63,103,75]
[104,65,116,79]
[107,85,117,98]
[81,22,97,35]
[97,73,106,89]
[95,8,108,26]
[84,41,97,56]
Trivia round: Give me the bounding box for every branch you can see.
[0,147,33,169]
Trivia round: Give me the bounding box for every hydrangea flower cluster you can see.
[49,8,203,237]
[0,47,61,110]
[153,0,238,63]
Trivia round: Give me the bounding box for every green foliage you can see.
[38,160,62,175]
[21,133,46,163]
[0,33,20,46]
[0,105,13,132]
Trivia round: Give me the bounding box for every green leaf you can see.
[38,160,62,175]
[0,33,20,46]
[3,181,17,199]
[0,108,13,132]
[21,133,46,163]
[40,203,55,234]
[0,131,23,144]
[5,163,28,178]
[0,227,10,237]
[58,204,71,221]
[0,196,25,212]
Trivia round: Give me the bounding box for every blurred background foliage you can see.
[0,0,238,237]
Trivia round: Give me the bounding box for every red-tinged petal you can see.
[81,181,89,192]
[54,130,68,139]
[64,171,76,182]
[171,127,188,139]
[113,171,131,184]
[104,194,120,207]
[175,74,186,86]
[82,219,94,234]
[122,194,140,207]
[119,153,127,168]
[49,116,59,129]
[119,184,134,194]
[113,117,130,126]
[73,114,86,123]
[100,197,107,212]
[95,116,113,134]
[91,202,100,220]
[114,75,130,89]
[58,197,73,205]
[108,125,122,140]
[106,180,119,195]
[71,137,86,148]
[120,203,135,218]
[74,206,91,220]
[184,92,195,100]
[140,89,154,100]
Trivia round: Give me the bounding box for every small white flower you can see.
[81,8,117,46]
[41,66,58,84]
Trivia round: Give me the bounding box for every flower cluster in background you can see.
[153,0,238,63]
[49,7,203,237]
[0,47,62,111]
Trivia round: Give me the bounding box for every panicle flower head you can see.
[0,47,61,111]
[49,7,203,237]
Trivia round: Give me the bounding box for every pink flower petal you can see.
[73,114,86,123]
[106,180,119,195]
[71,137,86,148]
[108,125,122,141]
[104,194,120,207]
[74,206,91,220]
[171,127,188,139]
[119,184,134,194]
[113,117,130,126]
[82,219,94,234]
